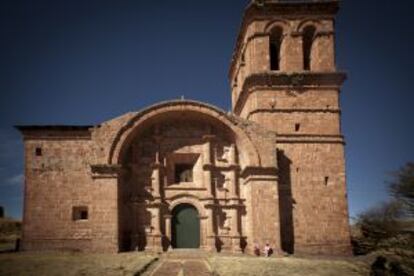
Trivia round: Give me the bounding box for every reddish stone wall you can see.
[243,174,280,254]
[277,143,351,255]
[22,134,118,252]
[19,103,277,254]
[229,1,351,255]
[18,1,351,256]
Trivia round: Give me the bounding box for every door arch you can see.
[171,204,200,248]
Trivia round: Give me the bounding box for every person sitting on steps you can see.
[263,243,273,257]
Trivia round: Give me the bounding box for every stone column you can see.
[203,138,212,165]
[229,207,242,253]
[203,135,214,197]
[250,35,269,74]
[313,32,335,71]
[229,208,239,236]
[206,205,216,251]
[284,33,304,71]
[153,207,161,235]
[229,144,237,165]
[228,170,238,199]
[228,144,238,199]
[152,168,161,198]
[146,205,162,252]
[204,169,213,197]
[164,215,172,250]
[165,215,172,239]
[151,151,162,198]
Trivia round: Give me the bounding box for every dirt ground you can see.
[207,255,369,276]
[0,252,158,276]
[0,251,371,276]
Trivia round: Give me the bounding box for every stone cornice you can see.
[277,134,345,144]
[203,164,240,171]
[247,108,341,120]
[15,125,95,131]
[91,164,123,179]
[21,136,91,141]
[234,72,347,115]
[229,0,340,78]
[15,125,95,140]
[164,187,207,191]
[240,166,278,179]
[17,131,93,141]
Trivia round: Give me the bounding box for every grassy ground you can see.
[0,252,158,276]
[0,242,15,252]
[208,256,369,276]
[0,217,21,253]
[0,252,371,276]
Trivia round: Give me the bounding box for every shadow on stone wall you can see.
[277,150,295,254]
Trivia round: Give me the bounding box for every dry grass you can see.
[208,256,369,276]
[0,242,15,252]
[0,252,157,276]
[0,250,373,276]
[0,218,21,253]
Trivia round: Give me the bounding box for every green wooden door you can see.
[172,204,200,248]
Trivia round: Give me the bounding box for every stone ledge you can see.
[91,164,122,179]
[240,166,278,179]
[277,134,345,144]
[164,187,207,191]
[234,72,347,115]
[247,108,341,121]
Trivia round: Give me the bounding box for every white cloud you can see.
[3,174,24,186]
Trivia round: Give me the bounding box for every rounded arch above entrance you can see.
[108,100,261,169]
[168,194,205,218]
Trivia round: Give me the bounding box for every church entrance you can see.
[171,204,200,248]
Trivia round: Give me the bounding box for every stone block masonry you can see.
[16,0,351,256]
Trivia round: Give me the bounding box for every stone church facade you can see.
[17,0,351,255]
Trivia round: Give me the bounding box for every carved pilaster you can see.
[229,144,237,165]
[151,155,163,199]
[146,205,162,252]
[205,203,216,251]
[203,135,215,197]
[228,169,238,199]
[164,215,172,240]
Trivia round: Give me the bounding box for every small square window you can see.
[35,147,42,156]
[295,124,300,132]
[324,176,329,186]
[73,206,88,221]
[175,163,194,183]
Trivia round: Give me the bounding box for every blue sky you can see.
[0,0,413,220]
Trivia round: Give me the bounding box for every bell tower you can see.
[230,0,345,120]
[230,0,352,255]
